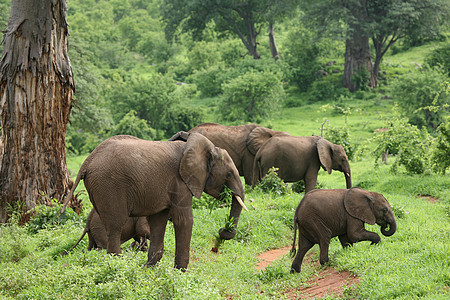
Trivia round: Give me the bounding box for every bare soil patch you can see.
[418,194,439,203]
[256,247,359,299]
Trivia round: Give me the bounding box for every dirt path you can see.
[256,247,360,299]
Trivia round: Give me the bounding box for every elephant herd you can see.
[61,122,396,273]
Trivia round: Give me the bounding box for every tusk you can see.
[235,195,248,212]
[346,172,350,177]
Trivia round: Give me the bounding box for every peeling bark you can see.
[0,0,74,223]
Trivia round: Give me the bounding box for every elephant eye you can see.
[382,207,388,214]
[226,171,233,179]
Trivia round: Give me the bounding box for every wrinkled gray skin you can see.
[62,133,245,270]
[64,209,150,254]
[170,123,288,186]
[253,135,352,193]
[290,187,397,273]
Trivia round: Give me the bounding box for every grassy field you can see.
[0,94,449,299]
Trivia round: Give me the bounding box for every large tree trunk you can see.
[0,0,74,223]
[268,23,280,61]
[343,1,375,91]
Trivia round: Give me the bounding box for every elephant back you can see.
[247,126,289,155]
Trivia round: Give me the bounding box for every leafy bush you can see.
[111,110,156,140]
[431,116,450,174]
[162,105,204,135]
[284,29,322,91]
[27,198,81,234]
[308,75,350,102]
[256,167,291,195]
[324,125,356,160]
[425,44,450,76]
[371,113,432,174]
[219,70,285,123]
[392,68,449,131]
[188,64,227,97]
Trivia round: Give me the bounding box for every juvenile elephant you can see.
[290,187,397,273]
[253,135,351,193]
[171,123,288,186]
[62,133,247,270]
[63,209,150,254]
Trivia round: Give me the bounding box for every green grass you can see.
[1,40,449,299]
[0,150,448,299]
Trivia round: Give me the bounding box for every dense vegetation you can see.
[0,0,449,298]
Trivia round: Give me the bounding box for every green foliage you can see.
[27,197,80,234]
[256,167,292,195]
[324,123,356,160]
[371,113,432,174]
[431,116,450,174]
[392,68,449,131]
[162,105,204,135]
[425,43,450,76]
[220,70,285,123]
[109,74,179,138]
[283,28,322,91]
[308,75,350,102]
[111,110,156,140]
[351,67,370,91]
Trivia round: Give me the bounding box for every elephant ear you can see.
[317,138,333,174]
[179,132,214,199]
[169,131,190,142]
[344,187,376,225]
[247,127,288,155]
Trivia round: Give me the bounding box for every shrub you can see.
[324,125,356,160]
[111,110,156,140]
[392,68,449,131]
[431,116,450,174]
[162,106,204,137]
[371,113,432,174]
[27,198,81,234]
[425,43,450,76]
[256,167,291,195]
[219,70,285,123]
[284,29,322,91]
[188,64,227,97]
[308,75,350,102]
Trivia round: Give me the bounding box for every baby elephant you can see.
[64,209,151,254]
[290,187,397,273]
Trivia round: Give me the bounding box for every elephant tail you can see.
[290,220,298,258]
[60,168,86,214]
[60,227,88,256]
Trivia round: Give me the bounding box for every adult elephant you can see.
[170,123,288,186]
[253,135,352,193]
[61,133,247,270]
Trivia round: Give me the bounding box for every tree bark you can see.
[0,0,74,223]
[343,1,375,91]
[268,23,280,61]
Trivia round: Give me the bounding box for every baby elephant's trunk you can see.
[381,219,397,236]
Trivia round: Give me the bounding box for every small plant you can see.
[192,187,233,212]
[27,196,80,234]
[291,180,325,193]
[431,116,450,175]
[256,167,292,195]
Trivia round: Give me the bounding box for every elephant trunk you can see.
[219,183,246,240]
[345,171,352,189]
[381,218,397,236]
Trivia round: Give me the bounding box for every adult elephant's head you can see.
[317,138,352,189]
[344,187,397,236]
[179,132,247,240]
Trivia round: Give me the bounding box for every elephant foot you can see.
[219,228,236,240]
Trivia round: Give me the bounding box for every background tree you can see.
[0,0,74,223]
[303,0,449,91]
[161,0,297,60]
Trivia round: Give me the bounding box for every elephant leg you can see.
[291,235,314,273]
[348,219,381,245]
[338,234,353,248]
[304,169,319,193]
[318,237,331,265]
[145,209,170,267]
[105,217,127,254]
[172,207,194,270]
